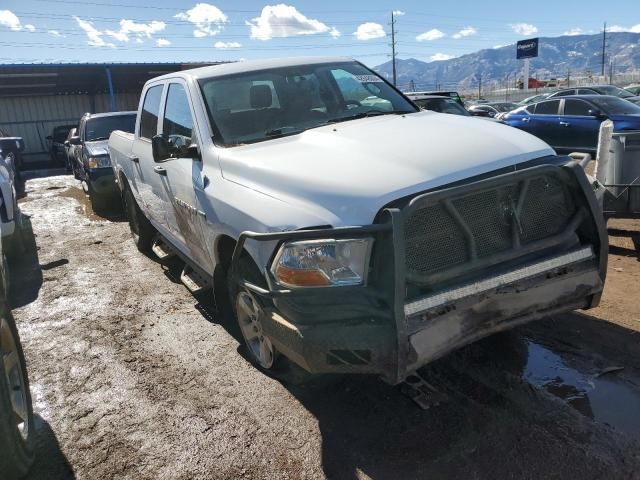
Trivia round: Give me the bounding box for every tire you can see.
[0,306,35,479]
[228,255,308,383]
[123,184,154,253]
[88,188,107,214]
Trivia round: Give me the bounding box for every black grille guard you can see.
[230,161,608,383]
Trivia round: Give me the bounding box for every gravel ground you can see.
[11,174,640,480]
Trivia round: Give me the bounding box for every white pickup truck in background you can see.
[109,57,607,384]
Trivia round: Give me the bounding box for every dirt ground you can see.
[10,174,640,480]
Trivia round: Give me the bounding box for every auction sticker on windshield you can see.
[353,75,383,83]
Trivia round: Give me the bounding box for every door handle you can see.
[522,117,530,123]
[153,166,168,176]
[559,121,571,127]
[128,154,139,164]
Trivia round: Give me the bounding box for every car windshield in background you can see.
[492,103,518,112]
[592,86,635,99]
[84,114,136,142]
[199,61,417,146]
[53,126,74,142]
[415,98,470,116]
[591,97,640,115]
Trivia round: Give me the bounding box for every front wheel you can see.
[0,307,35,479]
[88,185,107,214]
[123,185,154,253]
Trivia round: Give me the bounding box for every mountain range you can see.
[374,32,640,90]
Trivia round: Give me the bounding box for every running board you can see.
[180,265,210,294]
[151,237,176,261]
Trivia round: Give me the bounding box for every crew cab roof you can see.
[148,56,354,82]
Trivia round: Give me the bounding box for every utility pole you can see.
[567,68,571,88]
[601,22,607,78]
[390,11,397,86]
[478,74,482,99]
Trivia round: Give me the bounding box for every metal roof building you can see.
[0,62,223,168]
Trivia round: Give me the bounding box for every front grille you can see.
[404,172,577,284]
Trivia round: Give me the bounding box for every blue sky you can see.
[0,0,639,67]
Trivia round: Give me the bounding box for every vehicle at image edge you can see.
[0,129,25,197]
[0,146,24,255]
[0,218,35,480]
[69,111,136,212]
[625,85,640,96]
[467,102,519,118]
[547,85,640,105]
[405,94,503,122]
[63,127,78,172]
[407,90,464,106]
[46,124,76,166]
[109,57,607,385]
[503,95,640,155]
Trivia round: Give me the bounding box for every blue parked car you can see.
[503,95,640,155]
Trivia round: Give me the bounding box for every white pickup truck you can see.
[109,57,607,384]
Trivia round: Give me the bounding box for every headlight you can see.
[271,238,373,288]
[87,156,111,168]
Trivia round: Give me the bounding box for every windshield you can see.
[492,103,517,112]
[199,61,417,146]
[591,96,640,115]
[414,98,470,116]
[53,126,74,142]
[84,114,136,142]
[592,85,634,99]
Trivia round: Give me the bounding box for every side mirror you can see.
[69,136,81,145]
[588,108,606,119]
[46,135,52,140]
[152,134,200,162]
[64,140,70,147]
[488,111,496,118]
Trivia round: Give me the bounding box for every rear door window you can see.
[534,100,560,115]
[139,85,163,140]
[563,99,592,116]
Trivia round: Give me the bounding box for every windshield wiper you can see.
[325,110,414,125]
[87,136,109,142]
[264,126,305,139]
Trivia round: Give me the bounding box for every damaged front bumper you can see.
[231,162,608,384]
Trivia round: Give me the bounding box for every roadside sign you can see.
[516,38,539,59]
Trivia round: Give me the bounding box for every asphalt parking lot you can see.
[11,173,640,480]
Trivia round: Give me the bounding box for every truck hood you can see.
[218,111,555,226]
[85,140,109,157]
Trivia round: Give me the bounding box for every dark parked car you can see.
[63,127,78,173]
[69,111,136,212]
[0,234,35,479]
[408,90,464,106]
[467,102,518,118]
[407,94,471,115]
[503,95,640,154]
[625,85,640,96]
[547,85,640,105]
[47,125,76,165]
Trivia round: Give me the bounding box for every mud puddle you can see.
[58,185,123,221]
[524,339,640,438]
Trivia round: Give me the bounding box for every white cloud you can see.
[493,44,507,49]
[24,24,35,32]
[48,29,64,37]
[176,3,228,37]
[156,38,171,47]
[353,22,385,40]
[0,10,22,31]
[246,4,332,40]
[214,41,241,49]
[609,24,640,33]
[393,10,405,16]
[430,53,453,61]
[73,16,115,47]
[510,23,537,36]
[416,28,445,41]
[105,19,166,42]
[563,27,583,36]
[329,27,340,38]
[452,26,476,39]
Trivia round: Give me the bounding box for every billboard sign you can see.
[516,38,539,59]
